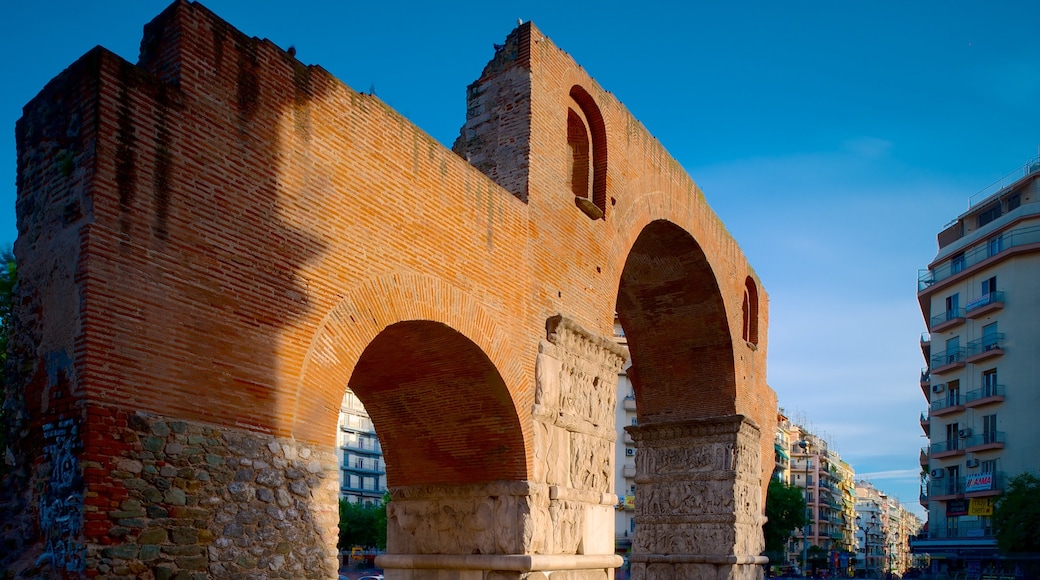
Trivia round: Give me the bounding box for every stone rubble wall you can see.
[81,406,339,579]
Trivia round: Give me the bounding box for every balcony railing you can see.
[965,384,1005,407]
[930,396,964,415]
[964,430,1005,451]
[920,223,1040,290]
[930,308,966,331]
[929,439,962,455]
[927,518,997,540]
[965,291,1005,317]
[966,334,1004,361]
[930,348,966,373]
[929,471,1006,498]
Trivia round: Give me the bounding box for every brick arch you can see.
[348,320,527,487]
[615,218,738,421]
[290,273,529,471]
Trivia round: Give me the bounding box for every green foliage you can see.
[763,478,808,560]
[993,471,1040,554]
[338,497,387,550]
[0,249,14,365]
[0,249,15,471]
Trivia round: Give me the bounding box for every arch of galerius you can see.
[2,1,776,578]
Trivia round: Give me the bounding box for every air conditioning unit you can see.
[985,343,999,351]
[959,428,972,438]
[930,469,945,478]
[625,448,635,456]
[966,458,980,468]
[932,383,945,393]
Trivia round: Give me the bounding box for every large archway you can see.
[617,219,736,421]
[616,220,767,579]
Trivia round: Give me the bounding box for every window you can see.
[947,380,960,406]
[946,336,961,363]
[1007,193,1021,212]
[982,369,997,396]
[982,322,999,350]
[945,293,960,319]
[982,414,997,443]
[947,465,960,494]
[982,276,996,296]
[568,85,607,219]
[981,459,997,473]
[951,252,966,274]
[946,423,960,451]
[987,235,1003,257]
[742,277,760,345]
[977,202,1002,228]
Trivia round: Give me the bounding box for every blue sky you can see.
[4,1,1039,519]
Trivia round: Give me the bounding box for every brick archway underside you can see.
[348,320,527,488]
[617,219,737,422]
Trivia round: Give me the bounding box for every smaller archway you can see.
[347,320,526,488]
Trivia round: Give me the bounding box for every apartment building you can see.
[337,389,387,505]
[774,410,792,484]
[787,426,856,572]
[914,158,1040,567]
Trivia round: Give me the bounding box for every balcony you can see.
[919,223,1040,291]
[919,413,930,436]
[930,348,966,375]
[926,520,995,540]
[930,396,965,417]
[963,470,1005,497]
[965,384,1005,408]
[920,368,930,399]
[622,463,637,478]
[919,447,929,467]
[929,439,964,459]
[966,291,1005,318]
[929,477,963,499]
[623,395,637,411]
[964,430,1005,453]
[930,309,965,332]
[965,334,1004,363]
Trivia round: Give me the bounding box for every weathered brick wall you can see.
[5,0,775,576]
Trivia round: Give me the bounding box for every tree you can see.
[763,478,808,564]
[993,472,1040,554]
[338,497,387,551]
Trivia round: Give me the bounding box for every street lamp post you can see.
[856,514,878,579]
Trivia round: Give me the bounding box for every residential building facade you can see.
[337,389,387,505]
[613,322,638,553]
[914,158,1040,568]
[787,426,856,573]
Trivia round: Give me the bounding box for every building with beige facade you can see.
[787,425,857,573]
[914,158,1040,569]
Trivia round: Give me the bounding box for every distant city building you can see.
[337,389,387,505]
[613,320,637,553]
[787,426,857,573]
[773,410,792,484]
[913,157,1040,569]
[856,481,923,576]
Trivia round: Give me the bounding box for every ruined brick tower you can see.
[3,1,776,578]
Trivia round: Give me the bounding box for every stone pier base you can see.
[377,554,622,580]
[627,415,766,580]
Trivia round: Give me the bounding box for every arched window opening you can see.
[569,85,607,220]
[743,277,759,346]
[567,108,591,201]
